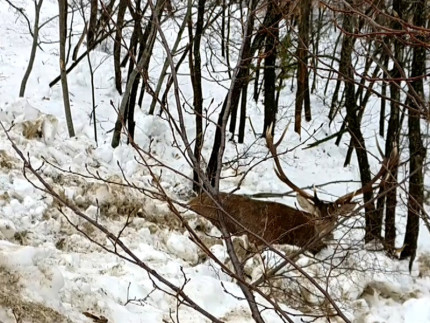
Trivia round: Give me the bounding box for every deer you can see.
[189,128,396,254]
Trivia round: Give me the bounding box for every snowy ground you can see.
[1,1,430,322]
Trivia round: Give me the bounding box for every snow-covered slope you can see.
[1,1,430,322]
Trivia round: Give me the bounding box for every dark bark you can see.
[238,71,248,143]
[206,0,257,185]
[401,0,426,270]
[340,6,379,242]
[189,0,206,192]
[96,0,116,36]
[344,63,380,166]
[221,0,226,57]
[248,3,284,107]
[343,106,364,167]
[123,18,142,70]
[58,0,75,137]
[379,55,401,252]
[225,6,232,80]
[253,53,262,102]
[114,0,127,95]
[345,82,379,242]
[329,17,357,122]
[227,4,245,137]
[125,74,139,142]
[124,8,144,142]
[87,0,98,48]
[19,0,43,97]
[111,0,162,148]
[382,11,403,250]
[294,0,311,135]
[311,5,324,93]
[263,4,278,137]
[379,53,389,137]
[228,102,238,138]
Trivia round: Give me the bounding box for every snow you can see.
[0,0,429,322]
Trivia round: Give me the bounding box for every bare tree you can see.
[58,0,75,137]
[111,0,163,147]
[294,0,311,135]
[18,0,44,97]
[401,0,427,271]
[188,0,206,192]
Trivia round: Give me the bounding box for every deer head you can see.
[267,124,396,212]
[189,127,396,253]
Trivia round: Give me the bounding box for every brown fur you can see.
[188,192,354,253]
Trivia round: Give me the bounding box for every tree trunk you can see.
[379,52,389,137]
[123,17,142,142]
[294,0,311,135]
[329,18,356,123]
[111,0,161,148]
[206,0,257,185]
[19,0,43,97]
[58,0,75,137]
[114,0,127,95]
[263,11,278,137]
[87,0,98,48]
[189,0,206,192]
[383,66,401,251]
[345,82,379,242]
[401,0,426,271]
[340,5,379,242]
[382,4,404,251]
[238,71,248,143]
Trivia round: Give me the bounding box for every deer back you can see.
[189,192,330,253]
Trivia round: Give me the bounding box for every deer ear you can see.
[297,194,317,214]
